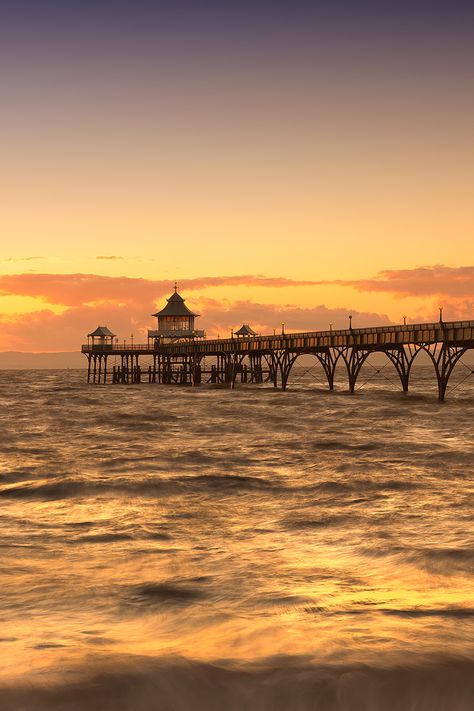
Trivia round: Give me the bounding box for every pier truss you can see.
[82,320,474,401]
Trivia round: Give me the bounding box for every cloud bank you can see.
[343,265,474,298]
[0,266,471,351]
[0,273,322,309]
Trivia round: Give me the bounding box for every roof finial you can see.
[174,281,178,293]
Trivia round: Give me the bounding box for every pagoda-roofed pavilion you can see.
[87,326,116,348]
[148,285,205,343]
[235,324,258,337]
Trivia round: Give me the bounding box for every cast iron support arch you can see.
[279,348,337,391]
[410,342,470,401]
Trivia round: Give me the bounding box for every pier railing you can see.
[82,319,474,354]
[82,343,154,352]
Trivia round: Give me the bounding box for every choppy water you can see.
[0,367,473,710]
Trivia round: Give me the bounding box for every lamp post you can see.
[329,323,333,334]
[131,333,134,348]
[403,315,406,326]
[231,328,234,339]
[439,306,443,323]
[281,322,285,336]
[349,314,353,330]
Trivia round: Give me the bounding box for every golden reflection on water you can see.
[2,494,472,683]
[0,370,473,689]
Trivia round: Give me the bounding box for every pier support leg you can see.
[435,344,468,402]
[340,347,367,394]
[230,355,239,389]
[224,357,232,385]
[320,350,336,391]
[280,354,292,391]
[270,354,279,388]
[437,376,447,402]
[192,358,202,386]
[384,347,411,393]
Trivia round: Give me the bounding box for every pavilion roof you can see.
[152,291,199,318]
[235,324,258,336]
[88,326,116,338]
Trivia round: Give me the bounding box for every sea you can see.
[0,365,473,710]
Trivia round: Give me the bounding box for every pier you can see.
[82,292,474,400]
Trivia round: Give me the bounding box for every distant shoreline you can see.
[0,352,85,369]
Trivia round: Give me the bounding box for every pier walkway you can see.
[82,319,474,400]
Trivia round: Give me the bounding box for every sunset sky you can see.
[0,1,473,351]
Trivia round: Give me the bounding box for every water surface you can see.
[0,368,473,709]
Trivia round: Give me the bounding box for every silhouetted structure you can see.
[82,309,474,400]
[235,324,258,337]
[85,326,116,383]
[148,285,205,343]
[88,326,116,346]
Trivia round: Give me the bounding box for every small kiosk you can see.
[234,324,258,338]
[87,326,116,350]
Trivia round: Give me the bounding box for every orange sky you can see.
[0,3,473,351]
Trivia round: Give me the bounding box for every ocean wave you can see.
[0,655,472,711]
[310,440,379,452]
[282,514,353,530]
[0,480,95,500]
[128,582,207,608]
[358,543,474,575]
[189,473,280,491]
[404,546,474,575]
[0,472,424,503]
[303,604,474,619]
[0,472,284,501]
[76,533,135,544]
[302,477,421,497]
[379,607,474,618]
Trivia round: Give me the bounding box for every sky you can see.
[0,0,473,351]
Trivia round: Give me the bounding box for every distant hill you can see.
[0,352,86,369]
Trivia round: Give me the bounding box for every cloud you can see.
[0,273,168,308]
[0,304,144,351]
[0,267,471,351]
[196,298,391,336]
[96,255,124,260]
[0,297,393,351]
[1,267,471,309]
[342,265,474,298]
[188,276,320,288]
[3,256,44,262]
[0,273,324,308]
